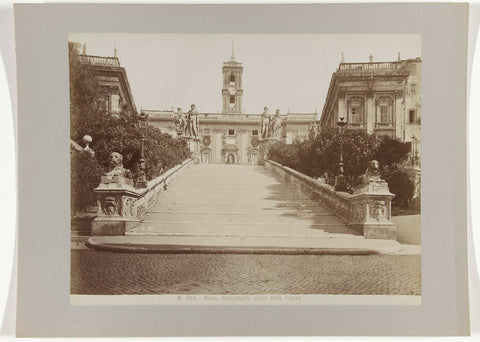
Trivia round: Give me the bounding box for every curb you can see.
[85,237,381,255]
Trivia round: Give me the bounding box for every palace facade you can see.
[71,43,137,115]
[146,52,316,165]
[319,55,421,163]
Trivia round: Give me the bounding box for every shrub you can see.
[268,129,415,211]
[382,169,415,209]
[71,151,102,214]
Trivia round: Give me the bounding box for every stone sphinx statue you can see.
[104,152,132,179]
[350,160,390,195]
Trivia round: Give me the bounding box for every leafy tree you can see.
[268,129,414,210]
[69,42,190,211]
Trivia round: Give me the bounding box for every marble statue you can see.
[104,152,132,179]
[187,104,199,138]
[260,107,270,139]
[174,108,186,136]
[350,160,387,194]
[272,109,283,139]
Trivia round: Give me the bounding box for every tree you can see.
[268,129,414,209]
[69,42,190,211]
[71,151,102,214]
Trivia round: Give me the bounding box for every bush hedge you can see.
[268,128,417,211]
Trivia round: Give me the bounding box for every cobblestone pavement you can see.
[71,249,421,295]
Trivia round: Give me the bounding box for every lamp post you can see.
[334,117,348,192]
[412,135,418,166]
[136,111,148,189]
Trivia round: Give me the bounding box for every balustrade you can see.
[265,160,396,240]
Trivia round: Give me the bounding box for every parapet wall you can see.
[265,160,397,240]
[91,158,194,235]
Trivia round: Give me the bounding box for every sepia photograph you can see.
[69,33,422,301]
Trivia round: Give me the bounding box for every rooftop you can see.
[336,58,421,74]
[78,54,121,68]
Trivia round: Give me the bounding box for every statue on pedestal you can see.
[271,109,283,139]
[187,104,199,138]
[104,152,132,179]
[174,107,186,136]
[350,160,390,195]
[260,106,270,139]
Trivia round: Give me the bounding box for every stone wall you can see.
[265,160,397,240]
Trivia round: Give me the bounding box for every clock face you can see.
[228,86,236,95]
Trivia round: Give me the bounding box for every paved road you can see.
[71,249,421,295]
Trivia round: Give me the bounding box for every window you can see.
[229,96,235,109]
[380,106,389,123]
[229,74,235,85]
[348,99,364,125]
[104,97,109,113]
[252,129,259,136]
[408,110,416,123]
[350,106,362,123]
[376,96,393,125]
[410,84,416,94]
[228,129,235,136]
[111,94,120,113]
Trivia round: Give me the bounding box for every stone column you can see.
[366,93,375,134]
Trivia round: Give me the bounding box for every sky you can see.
[69,33,421,115]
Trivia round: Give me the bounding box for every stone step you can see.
[87,235,402,255]
[150,198,320,206]
[149,202,331,213]
[129,221,358,236]
[142,211,343,224]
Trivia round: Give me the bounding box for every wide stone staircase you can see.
[86,164,401,254]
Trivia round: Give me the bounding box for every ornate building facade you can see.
[73,43,137,115]
[147,51,316,165]
[319,56,421,163]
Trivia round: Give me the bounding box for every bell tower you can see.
[222,42,243,114]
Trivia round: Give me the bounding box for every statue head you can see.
[108,152,123,168]
[104,196,117,216]
[276,109,280,115]
[264,106,268,113]
[191,104,196,110]
[365,160,380,178]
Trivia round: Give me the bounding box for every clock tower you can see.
[222,44,243,114]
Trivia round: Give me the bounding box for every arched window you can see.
[229,74,235,85]
[229,96,235,109]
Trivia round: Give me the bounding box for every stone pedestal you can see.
[265,160,398,240]
[259,138,280,165]
[183,136,201,163]
[91,176,145,236]
[349,180,396,240]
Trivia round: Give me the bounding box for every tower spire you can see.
[231,39,235,61]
